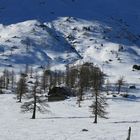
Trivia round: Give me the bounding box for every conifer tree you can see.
[90,67,108,123]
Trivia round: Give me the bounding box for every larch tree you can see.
[0,76,4,94]
[41,69,48,92]
[66,64,71,87]
[3,69,10,90]
[77,63,93,105]
[90,67,108,123]
[105,79,110,95]
[16,74,27,103]
[116,76,125,94]
[21,76,49,119]
[9,70,16,89]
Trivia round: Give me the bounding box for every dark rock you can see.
[7,64,13,67]
[11,46,18,49]
[113,94,117,97]
[82,26,91,31]
[21,73,28,77]
[133,65,140,70]
[118,45,124,51]
[109,59,113,62]
[120,93,129,98]
[82,129,88,132]
[129,85,136,89]
[27,81,34,84]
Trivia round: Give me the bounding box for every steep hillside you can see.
[51,17,140,82]
[0,20,80,71]
[0,0,139,82]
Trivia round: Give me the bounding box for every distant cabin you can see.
[48,87,75,101]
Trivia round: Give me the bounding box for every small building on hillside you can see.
[48,87,75,102]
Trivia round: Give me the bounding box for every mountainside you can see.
[0,1,140,140]
[0,0,139,82]
[0,20,81,70]
[51,17,140,82]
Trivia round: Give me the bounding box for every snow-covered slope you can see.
[0,17,139,82]
[51,17,140,83]
[0,20,80,70]
[0,0,139,83]
[0,1,140,139]
[1,90,140,140]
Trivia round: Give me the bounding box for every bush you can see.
[112,94,117,97]
[129,85,136,89]
[120,93,129,98]
[133,65,140,70]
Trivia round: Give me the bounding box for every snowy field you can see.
[0,85,140,140]
[0,0,139,139]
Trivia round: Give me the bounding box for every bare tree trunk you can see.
[11,70,15,89]
[18,78,25,103]
[77,97,81,107]
[19,92,22,102]
[118,84,121,94]
[79,87,83,101]
[18,86,23,103]
[94,91,98,123]
[77,86,83,107]
[32,85,37,119]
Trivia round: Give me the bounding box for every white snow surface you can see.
[0,17,139,83]
[0,1,140,139]
[0,20,80,70]
[51,17,140,83]
[0,89,140,140]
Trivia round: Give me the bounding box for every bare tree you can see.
[41,69,48,91]
[105,79,110,95]
[116,76,125,94]
[29,66,33,78]
[0,76,3,94]
[2,69,10,90]
[21,77,49,119]
[9,70,16,89]
[69,67,78,88]
[25,64,29,74]
[77,63,95,103]
[41,69,52,91]
[66,64,70,87]
[78,65,86,101]
[16,74,27,102]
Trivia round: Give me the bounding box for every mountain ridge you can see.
[0,0,140,33]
